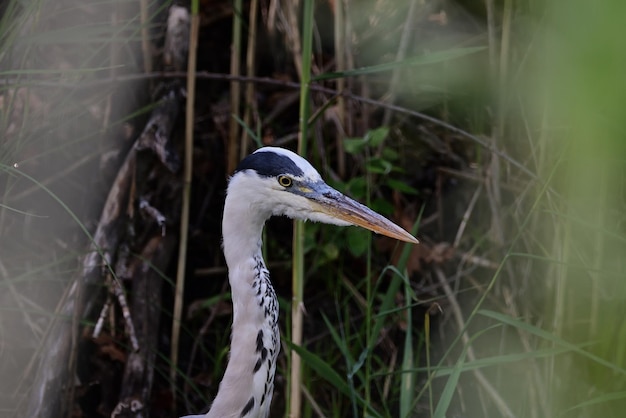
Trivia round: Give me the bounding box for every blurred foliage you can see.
[1,0,626,417]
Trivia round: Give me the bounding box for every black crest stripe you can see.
[235,150,304,178]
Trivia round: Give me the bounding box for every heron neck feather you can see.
[201,182,277,418]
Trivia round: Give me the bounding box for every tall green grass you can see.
[284,1,626,417]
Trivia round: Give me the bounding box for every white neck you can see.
[196,179,279,418]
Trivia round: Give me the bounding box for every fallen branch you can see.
[24,83,184,418]
[111,234,176,418]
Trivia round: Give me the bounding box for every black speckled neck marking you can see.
[236,150,304,178]
[240,396,254,417]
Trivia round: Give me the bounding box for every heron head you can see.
[227,147,418,244]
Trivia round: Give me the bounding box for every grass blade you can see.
[314,47,486,81]
[479,310,626,376]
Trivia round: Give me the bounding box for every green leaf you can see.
[385,178,419,195]
[287,342,350,397]
[366,157,393,175]
[364,127,389,147]
[343,137,368,154]
[370,198,394,216]
[434,347,467,418]
[381,147,399,162]
[344,127,389,154]
[322,314,356,370]
[323,242,340,261]
[198,292,232,310]
[346,227,370,257]
[345,177,367,199]
[285,341,383,418]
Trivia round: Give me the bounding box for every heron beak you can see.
[305,182,419,244]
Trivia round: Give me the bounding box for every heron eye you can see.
[278,175,293,187]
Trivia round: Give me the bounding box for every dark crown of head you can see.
[236,150,304,178]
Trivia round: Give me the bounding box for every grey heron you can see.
[183,147,418,418]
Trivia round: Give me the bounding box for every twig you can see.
[110,274,140,352]
[300,384,327,418]
[136,88,183,173]
[333,0,346,177]
[171,1,199,408]
[183,279,229,412]
[453,183,483,248]
[92,293,111,340]
[242,0,259,151]
[283,0,303,79]
[114,235,175,417]
[139,198,167,236]
[380,0,420,128]
[228,0,243,172]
